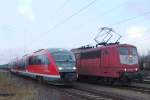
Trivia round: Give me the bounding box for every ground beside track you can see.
[0,70,150,100]
[0,71,85,100]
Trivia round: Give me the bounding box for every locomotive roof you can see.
[72,44,136,53]
[118,44,136,47]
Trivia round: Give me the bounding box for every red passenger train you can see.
[9,48,77,85]
[72,43,143,84]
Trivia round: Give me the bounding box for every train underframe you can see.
[38,72,77,85]
[10,70,77,85]
[78,71,143,85]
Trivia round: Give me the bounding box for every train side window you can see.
[29,57,35,65]
[81,50,101,59]
[29,55,50,65]
[37,55,50,65]
[17,60,26,70]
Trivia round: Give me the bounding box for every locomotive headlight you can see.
[135,68,138,71]
[124,68,127,72]
[58,67,63,70]
[73,67,76,70]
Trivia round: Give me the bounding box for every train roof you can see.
[10,48,71,62]
[31,48,71,55]
[72,43,136,53]
[48,48,70,53]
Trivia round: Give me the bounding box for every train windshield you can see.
[119,47,138,55]
[119,47,138,65]
[130,47,137,56]
[52,52,76,71]
[119,47,128,55]
[52,52,75,62]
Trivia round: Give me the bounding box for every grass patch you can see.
[0,72,37,100]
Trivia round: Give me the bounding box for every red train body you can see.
[9,48,77,85]
[72,44,142,84]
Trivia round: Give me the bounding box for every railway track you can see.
[1,71,149,100]
[120,83,150,94]
[63,88,109,100]
[70,86,136,100]
[47,82,139,100]
[72,82,150,100]
[45,82,133,100]
[77,79,150,94]
[44,80,150,100]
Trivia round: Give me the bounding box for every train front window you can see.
[119,47,138,65]
[52,52,75,62]
[119,47,128,55]
[130,47,137,56]
[52,52,76,71]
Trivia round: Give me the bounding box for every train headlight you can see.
[135,68,138,71]
[124,68,127,72]
[73,67,76,70]
[58,67,63,70]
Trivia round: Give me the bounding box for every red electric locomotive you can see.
[71,27,143,84]
[9,48,77,85]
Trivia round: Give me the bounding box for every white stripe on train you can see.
[11,69,60,78]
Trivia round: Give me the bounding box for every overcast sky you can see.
[0,0,150,64]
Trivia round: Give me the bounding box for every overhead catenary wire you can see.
[38,0,129,39]
[110,11,150,26]
[37,0,97,38]
[98,0,129,17]
[53,0,71,16]
[31,0,150,47]
[29,0,98,47]
[57,0,71,11]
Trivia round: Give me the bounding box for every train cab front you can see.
[57,64,77,84]
[51,49,78,84]
[118,45,143,82]
[119,66,143,83]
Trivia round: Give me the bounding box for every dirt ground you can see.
[0,71,84,100]
[0,72,37,100]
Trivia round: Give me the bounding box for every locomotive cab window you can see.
[130,47,137,56]
[29,55,50,65]
[119,47,128,55]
